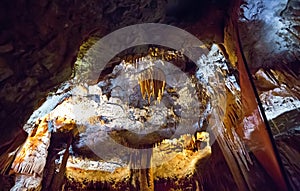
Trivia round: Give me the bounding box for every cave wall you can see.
[0,0,168,158]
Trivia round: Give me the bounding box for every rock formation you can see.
[0,0,299,190]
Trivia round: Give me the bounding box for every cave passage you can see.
[6,44,290,191]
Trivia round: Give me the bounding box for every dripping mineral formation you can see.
[138,66,166,104]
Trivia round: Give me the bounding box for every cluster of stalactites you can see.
[138,66,166,104]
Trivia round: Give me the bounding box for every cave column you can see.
[130,148,154,191]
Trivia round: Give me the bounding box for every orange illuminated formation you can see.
[138,66,166,103]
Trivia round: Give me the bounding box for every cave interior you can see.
[0,0,299,190]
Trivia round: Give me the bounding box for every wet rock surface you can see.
[239,0,300,189]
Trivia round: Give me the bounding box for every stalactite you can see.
[138,66,166,104]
